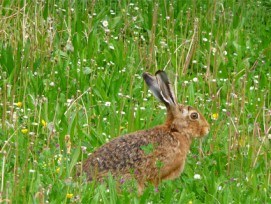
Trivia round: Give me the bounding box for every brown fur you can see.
[82,71,210,194]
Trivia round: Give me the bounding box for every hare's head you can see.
[170,104,210,138]
[143,70,209,138]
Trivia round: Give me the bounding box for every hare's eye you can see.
[190,112,198,120]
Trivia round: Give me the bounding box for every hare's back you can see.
[84,129,159,175]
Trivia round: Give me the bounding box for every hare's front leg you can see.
[159,152,186,181]
[161,161,185,180]
[137,179,147,195]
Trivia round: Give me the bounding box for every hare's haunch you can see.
[83,70,210,194]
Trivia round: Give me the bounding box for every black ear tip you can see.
[155,70,164,75]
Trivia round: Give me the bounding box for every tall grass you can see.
[0,0,270,203]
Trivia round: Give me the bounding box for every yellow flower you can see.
[58,156,62,164]
[66,193,74,199]
[41,119,47,127]
[16,102,23,107]
[21,128,28,134]
[56,167,60,173]
[212,113,219,120]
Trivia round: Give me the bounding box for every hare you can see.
[82,70,210,194]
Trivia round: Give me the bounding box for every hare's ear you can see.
[155,70,177,106]
[143,72,170,105]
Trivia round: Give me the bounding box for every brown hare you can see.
[82,70,210,194]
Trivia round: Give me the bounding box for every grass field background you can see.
[0,0,270,203]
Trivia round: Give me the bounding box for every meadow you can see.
[0,0,270,203]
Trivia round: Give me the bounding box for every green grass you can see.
[0,0,271,203]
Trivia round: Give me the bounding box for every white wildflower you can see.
[194,174,201,180]
[105,102,111,106]
[81,146,87,152]
[29,132,35,136]
[102,20,108,28]
[192,77,198,82]
[158,105,166,110]
[66,99,73,106]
